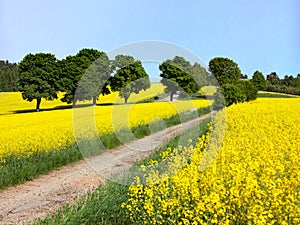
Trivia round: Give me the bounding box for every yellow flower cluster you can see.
[124,98,300,224]
[0,98,209,159]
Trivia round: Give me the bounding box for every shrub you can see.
[221,83,246,107]
[237,80,258,101]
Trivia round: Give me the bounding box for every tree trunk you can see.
[72,99,77,107]
[124,96,128,104]
[170,93,174,101]
[36,98,41,112]
[93,96,97,106]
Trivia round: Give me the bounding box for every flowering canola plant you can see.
[0,99,210,160]
[123,98,300,224]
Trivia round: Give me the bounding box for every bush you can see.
[267,84,300,96]
[221,83,246,107]
[237,80,258,101]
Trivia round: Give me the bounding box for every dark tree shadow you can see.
[10,103,118,114]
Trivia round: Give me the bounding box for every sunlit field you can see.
[124,98,300,224]
[98,83,165,104]
[0,83,165,115]
[0,83,209,160]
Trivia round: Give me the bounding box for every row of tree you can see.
[18,49,150,111]
[17,50,210,111]
[1,49,299,111]
[265,72,300,95]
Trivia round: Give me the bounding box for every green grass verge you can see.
[34,118,211,225]
[0,106,211,189]
[0,145,82,189]
[257,92,299,98]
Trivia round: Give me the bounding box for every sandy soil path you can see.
[0,110,216,225]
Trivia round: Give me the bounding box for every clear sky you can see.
[1,0,299,78]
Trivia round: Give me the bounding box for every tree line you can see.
[0,60,19,92]
[2,49,211,112]
[0,49,299,111]
[265,72,300,95]
[17,49,150,111]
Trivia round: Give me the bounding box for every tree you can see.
[74,52,111,105]
[159,56,202,101]
[212,88,225,110]
[191,62,209,87]
[59,48,109,106]
[0,60,19,92]
[266,72,280,85]
[111,55,135,71]
[237,80,258,101]
[240,74,248,79]
[208,57,241,86]
[221,83,246,107]
[18,53,58,112]
[251,70,267,91]
[110,58,150,104]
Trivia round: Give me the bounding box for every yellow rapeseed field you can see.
[0,98,210,159]
[0,83,165,115]
[124,98,300,224]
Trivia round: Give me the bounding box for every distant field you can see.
[257,91,300,98]
[0,83,165,115]
[0,82,212,188]
[0,82,210,160]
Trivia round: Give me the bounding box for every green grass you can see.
[0,106,211,189]
[257,91,299,98]
[34,119,211,225]
[0,145,82,189]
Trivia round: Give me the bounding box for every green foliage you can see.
[266,72,280,85]
[111,55,135,71]
[251,70,267,91]
[221,83,246,107]
[76,52,111,105]
[266,72,300,96]
[18,53,59,111]
[59,48,109,105]
[110,56,150,104]
[208,57,241,86]
[257,92,299,98]
[0,144,82,189]
[212,88,225,110]
[0,60,19,91]
[267,84,300,96]
[159,56,205,101]
[237,80,258,101]
[207,57,253,107]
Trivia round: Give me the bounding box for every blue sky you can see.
[1,0,299,79]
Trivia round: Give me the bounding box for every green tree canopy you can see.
[0,60,19,92]
[221,83,246,107]
[110,56,150,104]
[237,80,258,101]
[251,70,267,91]
[59,48,110,106]
[111,55,135,71]
[266,72,280,85]
[159,56,203,101]
[74,52,111,105]
[18,53,58,112]
[208,57,241,86]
